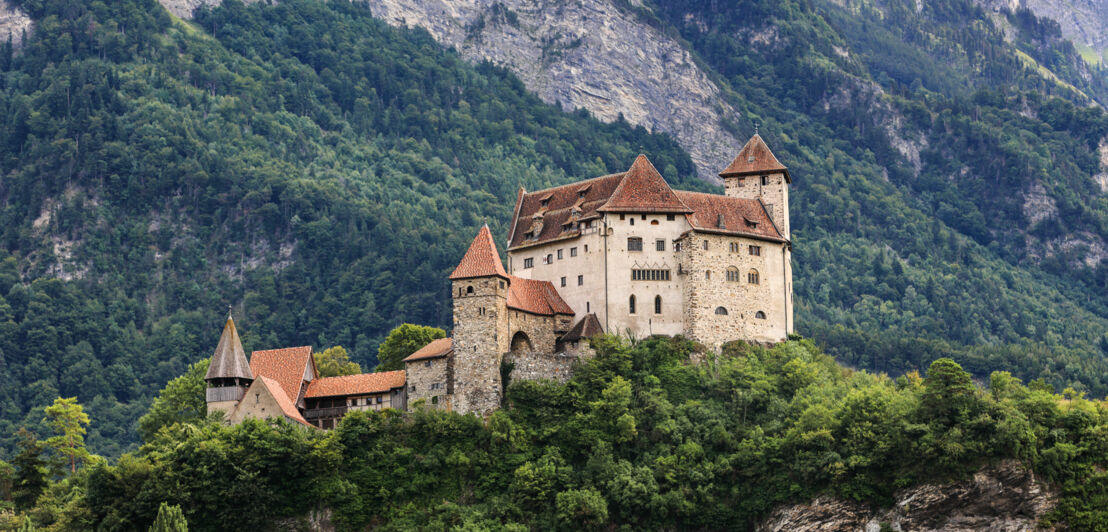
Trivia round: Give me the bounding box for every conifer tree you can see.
[11,429,46,511]
[149,502,188,532]
[43,397,90,474]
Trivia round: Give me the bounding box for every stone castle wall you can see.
[725,171,790,238]
[451,277,511,416]
[406,355,451,410]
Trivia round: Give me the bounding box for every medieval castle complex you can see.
[206,134,794,425]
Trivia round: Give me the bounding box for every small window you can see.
[377,397,383,404]
[557,249,563,260]
[642,214,647,220]
[628,237,643,251]
[761,175,768,186]
[715,307,728,315]
[703,240,709,250]
[570,247,578,257]
[726,267,740,282]
[577,275,584,286]
[749,245,762,256]
[674,242,682,252]
[667,214,675,221]
[432,396,439,404]
[500,280,505,288]
[524,258,534,269]
[545,254,553,264]
[466,286,474,294]
[410,385,416,392]
[755,311,766,319]
[561,276,567,287]
[541,198,550,207]
[620,214,625,220]
[705,271,711,280]
[656,239,665,251]
[424,360,432,367]
[654,295,662,314]
[630,218,635,226]
[629,295,636,314]
[748,269,760,285]
[584,245,589,253]
[730,242,739,253]
[586,301,590,312]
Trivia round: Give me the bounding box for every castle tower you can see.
[720,134,792,239]
[204,312,254,415]
[449,225,511,416]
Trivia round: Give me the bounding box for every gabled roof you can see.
[675,191,786,242]
[249,346,315,406]
[252,376,312,427]
[305,370,407,398]
[597,155,692,214]
[507,276,574,316]
[508,173,624,249]
[450,225,510,280]
[205,314,254,381]
[560,313,604,342]
[404,337,453,362]
[719,134,791,183]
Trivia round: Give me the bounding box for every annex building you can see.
[207,133,794,422]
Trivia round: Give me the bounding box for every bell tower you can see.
[720,133,792,239]
[204,312,254,416]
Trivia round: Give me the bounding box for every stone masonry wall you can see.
[724,171,790,238]
[405,355,451,410]
[452,277,510,416]
[505,309,572,383]
[680,233,790,350]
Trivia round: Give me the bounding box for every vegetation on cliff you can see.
[3,337,1106,530]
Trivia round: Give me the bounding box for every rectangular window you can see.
[667,214,675,221]
[570,247,578,257]
[632,269,671,281]
[424,360,432,367]
[674,242,681,252]
[577,275,584,286]
[620,214,625,220]
[557,249,563,260]
[656,239,665,251]
[761,175,768,186]
[703,240,709,250]
[376,396,383,404]
[523,258,534,269]
[748,271,760,284]
[561,276,567,287]
[730,242,738,253]
[628,237,643,251]
[584,245,589,253]
[749,245,762,256]
[641,214,647,220]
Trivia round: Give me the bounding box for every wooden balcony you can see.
[303,406,347,419]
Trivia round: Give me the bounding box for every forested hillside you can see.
[6,337,1108,530]
[0,0,1107,459]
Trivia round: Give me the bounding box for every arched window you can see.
[629,295,636,314]
[755,311,766,319]
[654,295,662,314]
[715,306,728,315]
[726,266,740,282]
[466,285,474,294]
[748,269,760,285]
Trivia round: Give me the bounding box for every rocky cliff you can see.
[0,0,30,47]
[362,0,743,181]
[757,461,1057,532]
[158,0,260,20]
[1022,0,1108,57]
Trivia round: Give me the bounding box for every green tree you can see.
[0,459,12,507]
[44,397,90,474]
[922,358,978,425]
[375,324,446,371]
[555,488,608,530]
[314,346,362,377]
[11,429,47,511]
[149,502,188,532]
[138,359,210,442]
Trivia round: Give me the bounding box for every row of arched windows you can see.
[722,267,758,284]
[628,295,663,315]
[714,307,766,319]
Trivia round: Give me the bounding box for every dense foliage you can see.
[4,337,1107,530]
[0,0,1107,461]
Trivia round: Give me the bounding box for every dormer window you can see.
[748,155,755,163]
[744,217,758,228]
[540,199,550,208]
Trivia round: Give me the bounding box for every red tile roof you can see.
[305,370,407,398]
[675,191,785,241]
[254,376,312,427]
[205,315,253,381]
[507,276,574,316]
[561,313,604,342]
[719,134,790,183]
[450,225,510,280]
[597,155,692,214]
[508,173,624,249]
[249,346,315,406]
[404,337,453,362]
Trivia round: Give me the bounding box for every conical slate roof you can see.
[204,314,254,381]
[719,134,791,183]
[449,224,510,280]
[598,155,692,214]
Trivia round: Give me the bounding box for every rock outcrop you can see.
[158,0,261,20]
[0,0,31,47]
[363,0,744,181]
[1022,0,1108,57]
[1096,137,1108,193]
[757,461,1057,532]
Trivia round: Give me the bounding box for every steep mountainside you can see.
[0,0,30,46]
[1021,0,1108,60]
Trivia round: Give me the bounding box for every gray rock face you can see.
[363,0,744,181]
[757,461,1057,532]
[1022,0,1108,55]
[157,0,262,20]
[0,0,31,47]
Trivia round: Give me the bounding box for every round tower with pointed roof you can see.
[720,134,791,239]
[205,313,254,415]
[449,224,512,416]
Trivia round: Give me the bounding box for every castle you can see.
[206,133,793,424]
